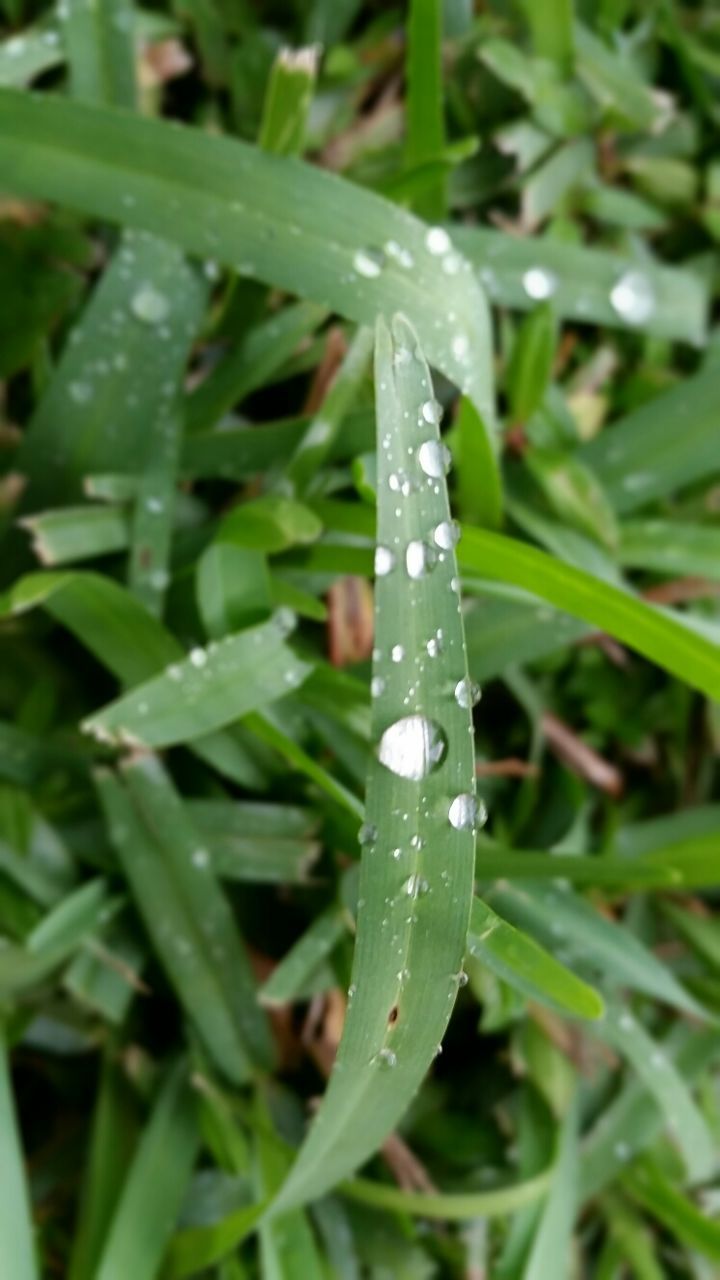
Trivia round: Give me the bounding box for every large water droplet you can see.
[406,539,436,579]
[522,266,557,301]
[378,715,448,780]
[610,270,655,325]
[454,677,482,709]
[131,284,170,324]
[448,793,485,831]
[417,440,451,478]
[353,246,385,278]
[433,519,460,550]
[375,546,395,577]
[421,399,442,425]
[426,226,451,256]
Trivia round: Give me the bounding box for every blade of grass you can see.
[0,88,499,514]
[181,409,375,482]
[0,1032,37,1280]
[19,505,129,566]
[287,327,374,496]
[622,1158,720,1262]
[95,1057,199,1280]
[271,314,479,1212]
[64,0,136,108]
[341,1167,552,1220]
[259,907,348,1006]
[406,0,446,221]
[258,45,319,157]
[467,897,604,1020]
[524,1099,578,1280]
[618,520,720,581]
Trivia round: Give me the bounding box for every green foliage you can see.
[1,1,719,1276]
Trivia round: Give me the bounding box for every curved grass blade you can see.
[164,1200,266,1279]
[0,880,111,995]
[82,615,311,749]
[0,89,499,516]
[95,1058,199,1280]
[94,767,271,1083]
[287,326,374,496]
[459,527,720,701]
[341,1167,552,1220]
[0,1033,37,1280]
[467,897,604,1020]
[270,314,478,1212]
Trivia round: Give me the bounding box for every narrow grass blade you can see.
[255,1093,326,1280]
[524,1100,578,1280]
[181,409,375,482]
[83,615,311,749]
[467,897,604,1020]
[65,0,136,108]
[287,327,373,495]
[258,45,319,156]
[94,768,267,1083]
[489,882,704,1018]
[0,880,110,995]
[188,799,320,884]
[623,1159,720,1262]
[580,364,720,513]
[452,226,707,344]
[68,1057,139,1280]
[197,544,272,636]
[341,1168,552,1220]
[0,1033,37,1280]
[16,232,207,507]
[0,89,498,507]
[476,845,677,890]
[19,506,128,565]
[458,527,720,701]
[406,0,446,220]
[618,520,720,581]
[0,18,63,87]
[164,1201,266,1279]
[259,908,347,1006]
[519,0,573,73]
[127,406,182,616]
[593,1002,715,1183]
[95,1058,199,1280]
[271,315,478,1211]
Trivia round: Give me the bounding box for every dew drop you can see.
[433,519,460,550]
[426,226,451,256]
[452,333,470,362]
[610,270,655,326]
[404,873,429,898]
[69,380,92,404]
[378,715,448,780]
[189,647,207,668]
[406,539,436,579]
[391,644,404,663]
[421,398,442,425]
[456,969,469,987]
[454,677,482,710]
[358,822,377,847]
[374,1047,397,1068]
[375,545,395,577]
[371,675,385,698]
[614,1141,631,1163]
[131,284,170,325]
[388,469,413,496]
[192,847,210,869]
[353,246,385,278]
[522,266,557,301]
[418,440,451,478]
[448,793,485,832]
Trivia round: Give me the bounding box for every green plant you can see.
[1,1,720,1276]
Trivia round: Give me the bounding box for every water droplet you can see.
[192,847,210,869]
[358,822,377,847]
[403,873,429,898]
[418,440,451,478]
[145,495,164,515]
[409,834,424,850]
[131,284,170,324]
[448,793,485,832]
[442,252,462,275]
[388,469,414,496]
[385,240,414,268]
[618,1012,635,1032]
[378,715,448,780]
[522,266,557,301]
[614,1141,631,1162]
[69,380,92,404]
[391,644,404,663]
[452,333,470,362]
[426,226,451,256]
[454,677,482,709]
[426,637,440,657]
[375,545,395,577]
[610,270,655,326]
[406,539,436,579]
[189,647,207,668]
[371,675,385,698]
[374,1047,397,1068]
[421,398,442,425]
[433,519,460,550]
[456,969,469,987]
[353,246,385,278]
[167,664,183,681]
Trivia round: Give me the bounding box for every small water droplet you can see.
[426,226,451,256]
[374,1047,397,1068]
[452,333,470,362]
[406,539,436,579]
[371,675,385,698]
[442,251,462,275]
[375,545,395,577]
[145,495,164,515]
[614,1141,631,1162]
[403,873,429,898]
[192,847,210,869]
[378,715,448,780]
[610,270,655,325]
[454,677,482,709]
[69,380,92,404]
[421,399,442,425]
[418,440,451,478]
[388,469,414,496]
[189,647,207,668]
[410,834,424,850]
[456,969,469,987]
[448,793,485,832]
[433,519,460,550]
[522,266,557,301]
[391,644,404,663]
[131,284,170,324]
[353,246,386,278]
[358,822,377,847]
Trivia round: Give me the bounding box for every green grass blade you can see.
[259,907,347,1006]
[127,404,182,616]
[0,880,111,995]
[65,0,136,108]
[0,88,498,506]
[68,1057,139,1280]
[164,1201,266,1279]
[458,527,720,701]
[270,314,478,1211]
[19,506,128,566]
[188,799,320,884]
[519,0,573,73]
[467,897,604,1020]
[618,520,720,581]
[95,1058,199,1280]
[83,615,311,749]
[341,1168,552,1220]
[258,45,318,157]
[255,1093,326,1280]
[0,1033,37,1280]
[475,841,678,889]
[623,1159,720,1262]
[181,409,375,482]
[406,0,446,220]
[122,754,274,1068]
[452,226,707,344]
[524,1100,578,1280]
[287,326,374,495]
